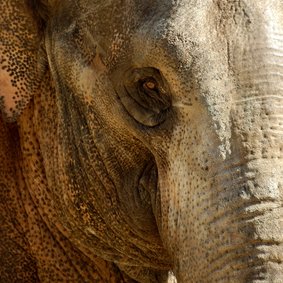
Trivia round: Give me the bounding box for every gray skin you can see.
[1,0,283,282]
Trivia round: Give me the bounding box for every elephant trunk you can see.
[160,159,282,282]
[158,84,283,282]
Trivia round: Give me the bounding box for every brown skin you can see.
[1,0,283,282]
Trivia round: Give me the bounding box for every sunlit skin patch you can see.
[0,67,17,118]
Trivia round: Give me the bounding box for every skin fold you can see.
[0,0,282,282]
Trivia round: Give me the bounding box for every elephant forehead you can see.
[51,1,283,65]
[49,0,283,159]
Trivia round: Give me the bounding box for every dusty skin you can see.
[0,0,283,282]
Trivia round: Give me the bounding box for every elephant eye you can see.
[115,67,171,127]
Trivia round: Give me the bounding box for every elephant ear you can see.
[0,0,51,122]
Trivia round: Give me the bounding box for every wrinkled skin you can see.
[1,0,283,282]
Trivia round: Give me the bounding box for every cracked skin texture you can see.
[1,0,283,282]
[0,1,167,282]
[0,1,149,282]
[0,115,133,283]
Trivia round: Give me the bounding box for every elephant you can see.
[1,0,283,282]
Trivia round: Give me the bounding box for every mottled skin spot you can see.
[0,0,44,121]
[1,0,283,283]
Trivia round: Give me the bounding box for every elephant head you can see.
[1,0,282,282]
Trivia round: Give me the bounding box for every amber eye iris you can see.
[143,80,157,91]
